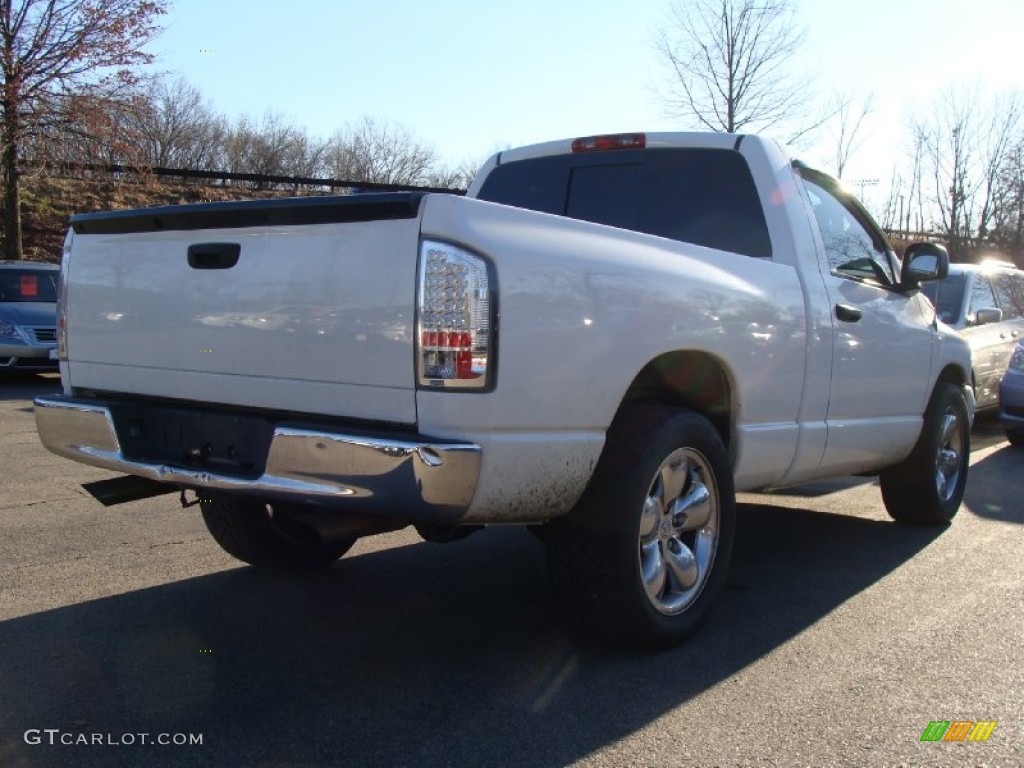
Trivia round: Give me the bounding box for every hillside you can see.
[14,173,332,263]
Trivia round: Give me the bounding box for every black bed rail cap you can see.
[70,192,433,235]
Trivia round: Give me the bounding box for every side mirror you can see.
[974,307,1003,326]
[901,242,949,290]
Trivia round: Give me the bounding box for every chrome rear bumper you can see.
[34,395,480,519]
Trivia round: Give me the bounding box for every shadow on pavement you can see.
[971,412,1009,453]
[964,441,1024,524]
[0,373,60,404]
[0,502,943,768]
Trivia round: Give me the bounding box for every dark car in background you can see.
[999,343,1024,446]
[0,262,59,373]
[921,260,1024,410]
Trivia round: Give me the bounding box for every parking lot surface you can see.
[1,373,1022,767]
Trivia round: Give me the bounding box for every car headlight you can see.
[1009,346,1024,373]
[0,319,19,339]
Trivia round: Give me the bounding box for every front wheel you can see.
[545,406,735,650]
[880,382,970,525]
[200,494,355,572]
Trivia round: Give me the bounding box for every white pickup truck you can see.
[36,132,974,649]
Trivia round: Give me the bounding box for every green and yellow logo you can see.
[920,720,996,742]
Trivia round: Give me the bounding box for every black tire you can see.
[414,522,482,543]
[200,493,355,572]
[880,382,970,525]
[545,406,736,651]
[1006,429,1024,447]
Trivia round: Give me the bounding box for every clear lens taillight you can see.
[57,230,72,360]
[417,240,493,389]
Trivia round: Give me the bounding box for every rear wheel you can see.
[880,382,969,525]
[545,406,735,650]
[1006,429,1024,447]
[200,493,355,571]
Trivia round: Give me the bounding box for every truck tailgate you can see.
[64,195,424,424]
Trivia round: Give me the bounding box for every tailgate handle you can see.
[188,243,240,270]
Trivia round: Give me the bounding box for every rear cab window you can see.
[477,148,772,259]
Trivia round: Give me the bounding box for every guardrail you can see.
[45,162,466,195]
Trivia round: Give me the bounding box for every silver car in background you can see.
[0,262,59,373]
[921,260,1024,410]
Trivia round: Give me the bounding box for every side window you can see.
[801,175,895,285]
[992,272,1024,319]
[968,276,998,320]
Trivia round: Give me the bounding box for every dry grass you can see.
[17,173,332,263]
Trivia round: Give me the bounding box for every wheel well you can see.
[619,351,733,451]
[938,363,969,391]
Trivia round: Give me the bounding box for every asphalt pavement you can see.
[0,372,1021,768]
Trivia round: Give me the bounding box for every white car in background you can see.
[921,260,1024,409]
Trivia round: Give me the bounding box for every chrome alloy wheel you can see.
[638,447,719,615]
[935,404,966,503]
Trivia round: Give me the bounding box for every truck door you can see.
[797,168,936,474]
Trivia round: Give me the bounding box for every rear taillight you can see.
[417,240,494,390]
[57,230,72,360]
[571,133,646,153]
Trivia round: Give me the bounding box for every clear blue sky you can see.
[146,0,1024,206]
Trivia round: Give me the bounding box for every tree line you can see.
[30,75,478,190]
[655,0,1024,262]
[3,0,1023,263]
[0,1,475,260]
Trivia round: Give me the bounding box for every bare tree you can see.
[281,130,327,187]
[20,85,142,167]
[975,90,1022,242]
[125,75,227,170]
[880,168,903,232]
[1,0,166,259]
[223,111,315,187]
[991,140,1024,262]
[906,124,928,234]
[326,117,438,186]
[654,0,816,138]
[828,92,875,179]
[913,86,1023,260]
[424,157,482,191]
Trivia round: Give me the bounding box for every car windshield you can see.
[0,269,58,302]
[921,273,966,325]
